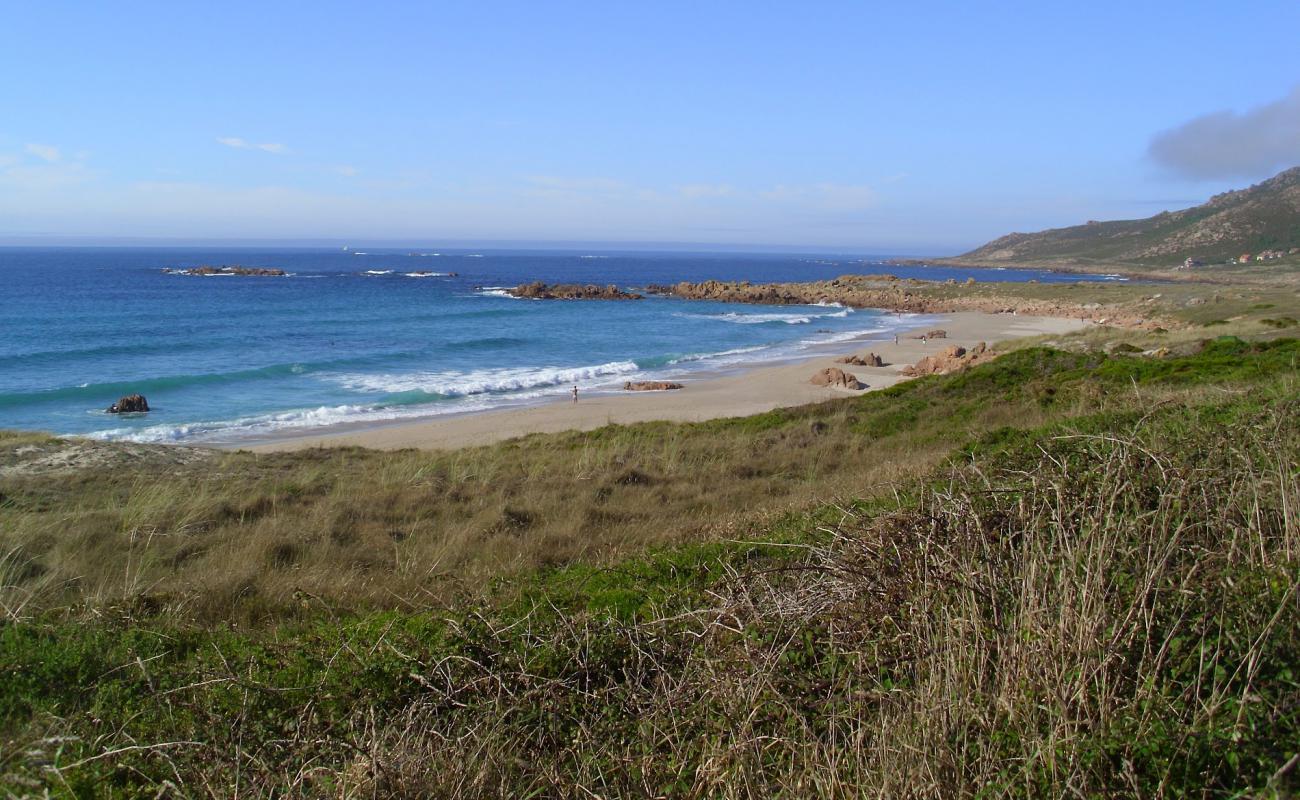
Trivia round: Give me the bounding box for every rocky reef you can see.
[509,282,642,300]
[164,265,287,277]
[646,275,1165,329]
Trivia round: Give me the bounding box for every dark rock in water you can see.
[163,265,287,277]
[509,281,642,300]
[107,394,149,413]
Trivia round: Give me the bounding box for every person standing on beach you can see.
[572,385,579,404]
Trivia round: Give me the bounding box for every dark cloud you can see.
[1148,86,1300,180]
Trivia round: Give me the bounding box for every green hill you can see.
[957,166,1300,268]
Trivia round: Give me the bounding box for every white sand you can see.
[241,312,1087,453]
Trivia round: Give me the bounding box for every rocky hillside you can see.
[957,166,1300,267]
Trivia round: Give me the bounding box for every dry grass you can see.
[319,397,1300,797]
[2,338,1298,796]
[1,338,1296,627]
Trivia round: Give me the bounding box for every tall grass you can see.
[318,398,1296,797]
[2,385,1296,795]
[1,339,1298,795]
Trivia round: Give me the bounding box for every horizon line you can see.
[0,235,961,259]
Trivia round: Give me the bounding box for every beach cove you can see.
[243,311,1088,451]
[0,248,1121,446]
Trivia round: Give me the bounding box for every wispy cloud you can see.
[25,143,61,162]
[759,183,878,211]
[217,137,288,154]
[678,183,735,198]
[1148,85,1300,180]
[523,175,627,194]
[333,165,359,177]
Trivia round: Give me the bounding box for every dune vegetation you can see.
[1,332,1298,796]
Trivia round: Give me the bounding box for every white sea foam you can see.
[666,344,771,365]
[678,307,850,325]
[331,360,641,397]
[800,326,888,345]
[362,269,394,275]
[681,312,812,325]
[404,271,452,278]
[86,362,642,445]
[86,400,501,444]
[474,288,519,298]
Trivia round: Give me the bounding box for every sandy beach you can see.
[240,311,1087,453]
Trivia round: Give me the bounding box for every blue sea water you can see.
[0,247,1124,444]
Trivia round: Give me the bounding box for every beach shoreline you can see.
[237,311,1089,453]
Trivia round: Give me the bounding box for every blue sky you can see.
[2,1,1299,253]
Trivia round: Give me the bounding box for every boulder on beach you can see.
[810,367,862,390]
[901,342,990,377]
[623,381,684,391]
[836,352,885,367]
[908,328,948,340]
[107,394,149,413]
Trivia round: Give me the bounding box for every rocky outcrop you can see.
[164,265,287,276]
[623,381,684,391]
[908,329,947,340]
[645,275,1167,329]
[107,394,149,413]
[901,342,992,377]
[837,352,885,367]
[810,367,862,389]
[510,282,642,300]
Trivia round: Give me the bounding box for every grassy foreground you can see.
[1,336,1298,796]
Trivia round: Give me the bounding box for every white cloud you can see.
[333,165,359,177]
[217,136,288,154]
[25,143,61,162]
[1149,85,1300,180]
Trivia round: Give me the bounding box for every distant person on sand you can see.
[572,385,579,404]
[894,334,898,345]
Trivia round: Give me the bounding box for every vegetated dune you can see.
[2,334,1297,795]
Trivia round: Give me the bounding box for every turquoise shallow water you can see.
[0,247,1124,443]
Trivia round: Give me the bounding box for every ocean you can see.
[0,247,1123,444]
